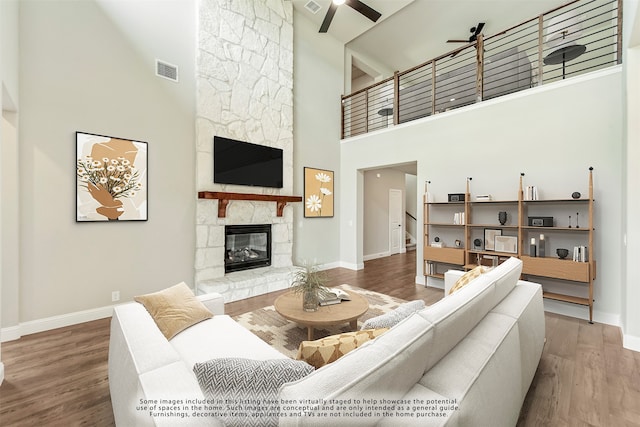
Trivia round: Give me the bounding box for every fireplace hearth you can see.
[225,224,271,273]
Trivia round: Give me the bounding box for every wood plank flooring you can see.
[0,252,638,426]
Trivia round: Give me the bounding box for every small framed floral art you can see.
[304,167,334,218]
[76,131,148,222]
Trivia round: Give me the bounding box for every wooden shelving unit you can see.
[423,182,466,279]
[423,168,596,322]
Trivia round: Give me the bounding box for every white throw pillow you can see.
[193,358,314,427]
[360,299,425,330]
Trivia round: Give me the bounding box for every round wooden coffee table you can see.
[274,290,369,340]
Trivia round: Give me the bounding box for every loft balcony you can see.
[341,0,622,139]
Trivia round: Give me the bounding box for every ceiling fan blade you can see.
[447,39,469,43]
[346,0,381,23]
[319,2,338,33]
[474,22,485,36]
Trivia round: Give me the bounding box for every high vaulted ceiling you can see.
[294,0,570,73]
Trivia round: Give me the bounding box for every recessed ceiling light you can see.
[333,0,346,5]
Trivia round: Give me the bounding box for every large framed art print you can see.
[76,132,148,222]
[304,167,334,218]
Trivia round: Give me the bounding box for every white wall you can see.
[1,114,18,333]
[10,0,196,332]
[0,0,19,384]
[363,168,406,258]
[340,68,624,325]
[292,11,343,267]
[623,0,640,350]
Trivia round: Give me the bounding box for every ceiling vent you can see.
[304,0,321,14]
[156,59,178,82]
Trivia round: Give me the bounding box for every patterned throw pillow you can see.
[193,358,314,427]
[448,266,486,295]
[134,282,213,340]
[360,299,425,330]
[297,328,388,369]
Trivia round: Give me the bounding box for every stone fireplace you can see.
[194,0,295,303]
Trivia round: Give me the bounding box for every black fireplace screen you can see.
[225,224,271,273]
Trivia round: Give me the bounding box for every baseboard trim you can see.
[415,275,426,286]
[339,261,364,270]
[623,333,640,352]
[363,252,390,261]
[0,325,20,342]
[316,261,342,271]
[1,305,114,342]
[542,299,621,328]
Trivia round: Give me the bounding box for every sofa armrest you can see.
[197,292,225,315]
[444,270,465,296]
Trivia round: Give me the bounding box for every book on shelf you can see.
[318,287,351,306]
[524,186,538,201]
[573,246,589,262]
[453,212,465,225]
[426,263,436,275]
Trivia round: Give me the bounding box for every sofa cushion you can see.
[170,314,288,369]
[193,358,314,427]
[134,282,213,340]
[419,312,523,427]
[297,328,389,369]
[449,265,486,295]
[360,299,425,330]
[490,281,545,399]
[417,257,523,372]
[279,313,435,423]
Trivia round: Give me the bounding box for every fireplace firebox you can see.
[225,224,271,273]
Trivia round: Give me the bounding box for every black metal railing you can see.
[341,0,621,138]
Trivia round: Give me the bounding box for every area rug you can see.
[232,284,406,358]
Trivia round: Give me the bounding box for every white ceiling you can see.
[292,0,414,44]
[294,0,570,73]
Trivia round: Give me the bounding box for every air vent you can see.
[156,59,178,82]
[304,0,321,14]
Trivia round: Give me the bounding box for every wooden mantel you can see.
[198,191,303,218]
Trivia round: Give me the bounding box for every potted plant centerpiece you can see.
[291,263,329,312]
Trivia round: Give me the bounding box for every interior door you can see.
[389,189,403,255]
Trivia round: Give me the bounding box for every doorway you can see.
[389,189,403,255]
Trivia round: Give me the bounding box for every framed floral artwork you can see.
[304,167,334,218]
[76,131,148,222]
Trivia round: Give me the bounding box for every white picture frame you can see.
[495,235,518,254]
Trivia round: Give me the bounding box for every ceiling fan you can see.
[319,0,382,33]
[447,22,485,43]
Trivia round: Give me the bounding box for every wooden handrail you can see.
[198,191,302,218]
[341,75,395,101]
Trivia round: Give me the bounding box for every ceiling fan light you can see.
[333,0,346,5]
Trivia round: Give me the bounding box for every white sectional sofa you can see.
[109,293,287,427]
[109,257,544,426]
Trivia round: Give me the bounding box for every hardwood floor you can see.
[0,252,638,426]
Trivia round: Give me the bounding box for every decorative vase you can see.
[498,211,507,225]
[302,289,319,312]
[556,248,569,259]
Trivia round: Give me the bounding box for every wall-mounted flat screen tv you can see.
[214,136,283,188]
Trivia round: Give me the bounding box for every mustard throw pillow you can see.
[297,328,388,369]
[449,266,485,295]
[134,282,213,340]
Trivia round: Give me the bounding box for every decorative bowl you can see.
[556,248,569,259]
